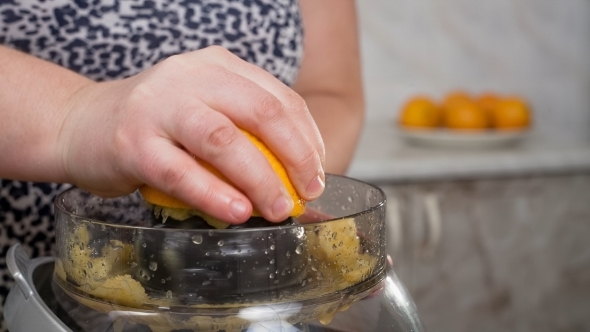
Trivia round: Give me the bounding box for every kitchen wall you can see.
[357,0,590,142]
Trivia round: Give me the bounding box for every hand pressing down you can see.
[58,46,325,224]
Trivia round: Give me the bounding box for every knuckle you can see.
[294,145,318,172]
[204,45,231,59]
[255,95,284,123]
[203,124,239,153]
[144,155,190,196]
[197,186,218,210]
[291,95,308,111]
[126,83,154,111]
[161,54,186,71]
[161,165,190,194]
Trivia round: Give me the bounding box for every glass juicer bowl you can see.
[25,174,423,331]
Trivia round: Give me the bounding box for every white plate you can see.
[399,128,529,149]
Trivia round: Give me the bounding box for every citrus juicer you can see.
[5,174,424,332]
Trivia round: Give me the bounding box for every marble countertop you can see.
[347,121,590,183]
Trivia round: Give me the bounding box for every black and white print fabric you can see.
[0,0,304,330]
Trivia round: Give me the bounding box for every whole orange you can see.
[398,96,440,128]
[444,100,489,130]
[492,97,531,130]
[477,93,500,116]
[443,91,473,110]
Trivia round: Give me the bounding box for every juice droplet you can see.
[192,235,203,244]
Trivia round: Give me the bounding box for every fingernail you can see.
[273,195,293,219]
[306,175,325,198]
[230,200,249,220]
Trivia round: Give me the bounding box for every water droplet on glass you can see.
[227,272,233,279]
[347,196,352,202]
[269,259,275,264]
[197,296,203,301]
[217,240,224,247]
[274,280,279,284]
[140,270,150,281]
[149,261,158,271]
[338,241,343,247]
[192,235,203,244]
[205,252,210,256]
[295,244,303,254]
[332,244,338,250]
[270,244,276,250]
[166,290,173,299]
[208,230,214,236]
[269,273,275,279]
[161,279,166,284]
[130,262,137,268]
[202,280,211,286]
[141,242,147,248]
[286,251,291,258]
[87,261,93,269]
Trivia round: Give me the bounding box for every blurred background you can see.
[347,0,590,331]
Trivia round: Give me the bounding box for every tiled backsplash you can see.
[357,0,590,142]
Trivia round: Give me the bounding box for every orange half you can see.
[139,129,306,219]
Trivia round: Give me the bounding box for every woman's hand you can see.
[58,46,325,223]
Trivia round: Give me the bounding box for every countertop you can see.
[347,121,590,183]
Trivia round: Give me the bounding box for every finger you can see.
[179,47,325,200]
[172,65,324,202]
[167,105,294,222]
[134,139,253,224]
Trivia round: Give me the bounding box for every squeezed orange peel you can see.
[139,129,306,228]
